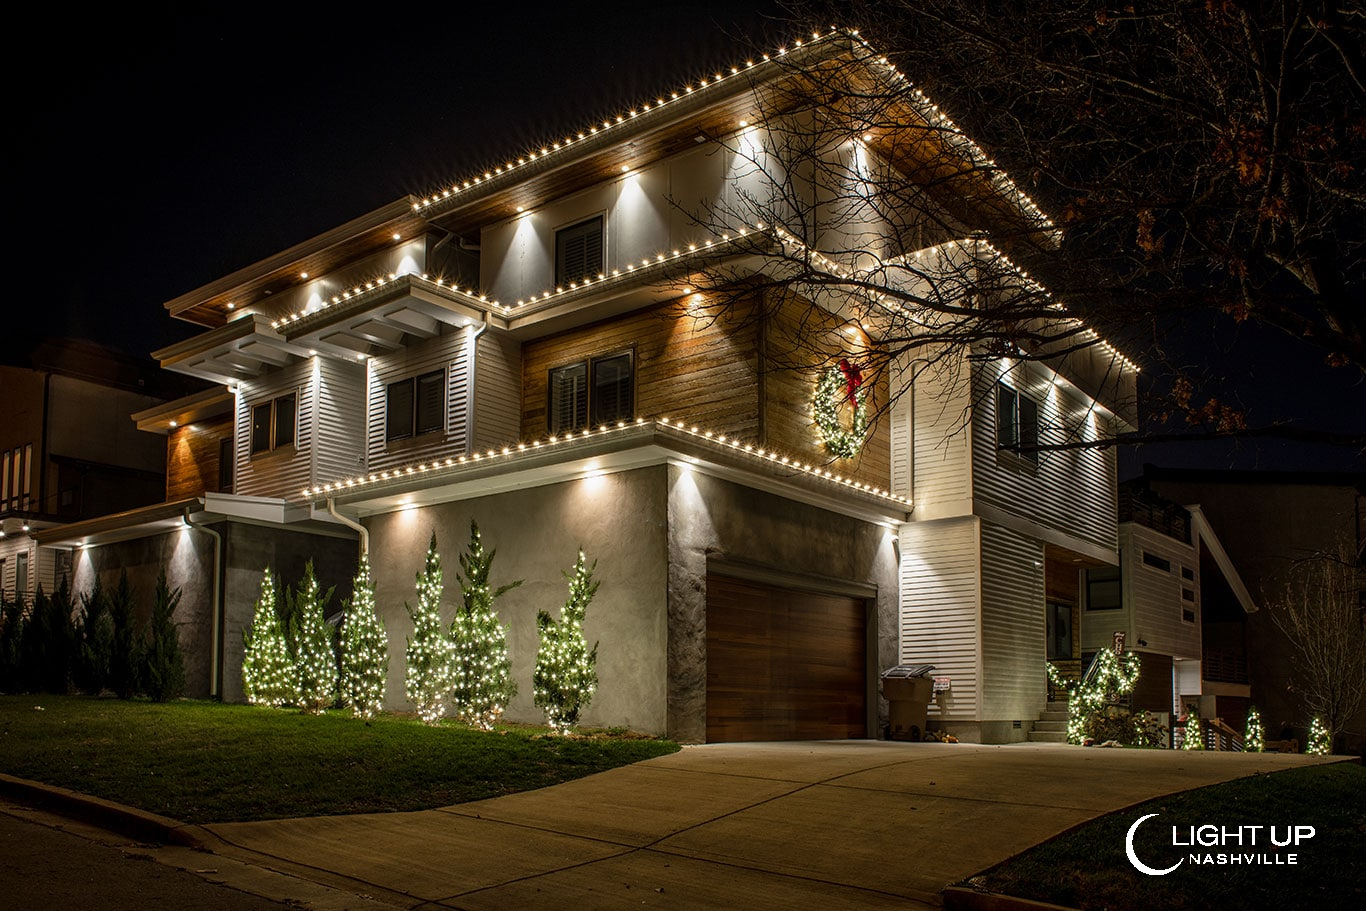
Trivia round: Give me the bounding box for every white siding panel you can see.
[979,521,1046,721]
[890,389,912,500]
[235,360,314,500]
[366,327,473,474]
[1126,524,1202,660]
[313,357,366,486]
[899,516,980,721]
[472,330,522,449]
[911,354,972,518]
[972,360,1117,552]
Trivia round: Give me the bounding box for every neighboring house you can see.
[0,340,169,603]
[1144,467,1366,754]
[38,30,1139,742]
[1073,480,1256,743]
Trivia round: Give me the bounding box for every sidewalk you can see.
[191,741,1338,909]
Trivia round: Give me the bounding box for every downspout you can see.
[326,498,368,557]
[467,312,490,453]
[183,505,223,699]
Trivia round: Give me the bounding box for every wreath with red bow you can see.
[811,358,868,460]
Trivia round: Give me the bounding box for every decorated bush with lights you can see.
[1046,645,1142,745]
[450,521,520,731]
[1244,705,1265,752]
[340,555,388,720]
[1182,703,1206,750]
[406,533,454,725]
[534,550,600,734]
[1307,716,1331,755]
[242,570,300,707]
[291,560,338,714]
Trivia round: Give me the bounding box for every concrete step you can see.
[1028,731,1069,744]
[1039,712,1069,725]
[1033,720,1067,734]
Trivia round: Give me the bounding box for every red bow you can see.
[838,358,863,404]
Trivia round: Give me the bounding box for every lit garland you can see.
[450,521,520,731]
[292,560,338,714]
[533,550,600,734]
[1183,704,1206,750]
[812,362,869,460]
[1307,717,1331,756]
[1244,705,1264,753]
[242,569,301,708]
[405,532,454,725]
[340,554,388,720]
[1046,649,1141,744]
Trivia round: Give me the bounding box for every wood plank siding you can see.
[705,573,867,742]
[367,327,472,473]
[166,415,234,500]
[898,516,981,721]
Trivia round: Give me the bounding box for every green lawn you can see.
[0,696,678,824]
[974,761,1366,911]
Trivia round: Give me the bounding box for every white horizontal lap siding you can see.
[899,517,981,721]
[979,522,1045,720]
[890,390,912,499]
[235,361,314,499]
[472,331,522,450]
[972,363,1117,551]
[911,357,973,518]
[366,328,472,474]
[313,357,366,487]
[1126,525,1201,660]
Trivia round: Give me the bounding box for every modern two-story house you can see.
[39,29,1138,743]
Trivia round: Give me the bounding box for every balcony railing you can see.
[1202,647,1248,684]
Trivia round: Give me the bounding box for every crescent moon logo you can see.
[1126,813,1183,876]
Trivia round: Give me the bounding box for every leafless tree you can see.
[675,7,1366,456]
[1267,542,1366,749]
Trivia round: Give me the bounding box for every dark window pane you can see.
[1085,566,1122,611]
[387,379,414,441]
[549,362,588,433]
[1047,602,1072,659]
[1019,393,1038,461]
[415,370,444,436]
[274,394,296,448]
[1142,551,1172,572]
[996,382,1018,449]
[251,402,273,453]
[556,216,603,286]
[590,353,633,425]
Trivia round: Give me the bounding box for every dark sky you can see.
[12,3,1362,479]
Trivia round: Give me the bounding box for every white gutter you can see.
[182,505,224,698]
[326,498,368,556]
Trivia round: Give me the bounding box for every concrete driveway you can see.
[198,741,1338,909]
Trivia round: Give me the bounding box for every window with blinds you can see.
[555,215,604,287]
[548,351,633,433]
[387,370,445,442]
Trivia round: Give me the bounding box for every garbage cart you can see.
[882,664,935,742]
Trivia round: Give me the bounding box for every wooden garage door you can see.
[706,574,867,742]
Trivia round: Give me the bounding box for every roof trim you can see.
[1189,506,1258,614]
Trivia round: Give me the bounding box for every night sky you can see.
[12,3,1362,479]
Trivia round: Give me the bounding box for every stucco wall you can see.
[666,464,900,742]
[364,466,670,734]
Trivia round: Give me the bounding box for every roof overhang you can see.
[313,418,910,527]
[133,386,235,434]
[1189,506,1258,614]
[152,314,311,385]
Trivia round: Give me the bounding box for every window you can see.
[386,370,445,442]
[1085,565,1122,611]
[250,393,297,454]
[548,352,633,433]
[996,382,1038,461]
[1181,588,1196,603]
[15,552,28,601]
[1,444,33,513]
[1182,608,1197,623]
[1180,565,1194,581]
[555,216,604,287]
[218,438,234,492]
[1046,601,1073,659]
[1142,551,1172,573]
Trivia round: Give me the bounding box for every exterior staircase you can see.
[1029,699,1070,743]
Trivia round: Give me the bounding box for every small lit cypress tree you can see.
[533,550,599,734]
[291,561,338,713]
[107,570,140,699]
[340,554,388,719]
[142,569,186,703]
[242,569,299,707]
[1307,716,1331,755]
[451,521,520,730]
[1244,705,1264,753]
[76,576,114,696]
[406,533,453,725]
[1183,704,1206,750]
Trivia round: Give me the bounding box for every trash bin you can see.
[882,664,935,742]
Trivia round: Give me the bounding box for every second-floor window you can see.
[556,215,604,287]
[548,352,633,433]
[386,370,445,442]
[251,393,297,455]
[996,382,1038,461]
[1,444,33,513]
[1085,565,1122,611]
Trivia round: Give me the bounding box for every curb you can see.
[942,885,1077,911]
[0,772,204,848]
